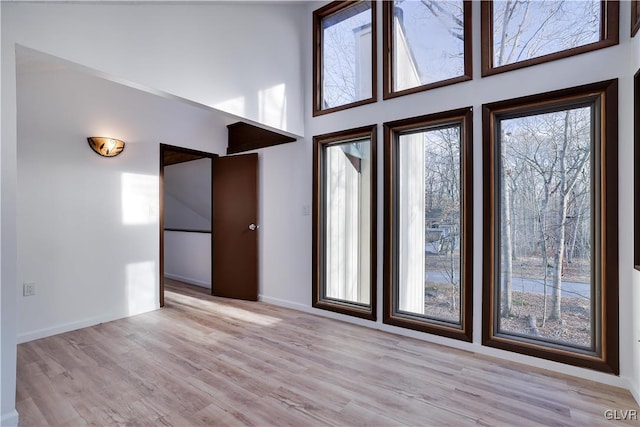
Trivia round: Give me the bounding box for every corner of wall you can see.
[628,374,640,406]
[1,27,19,425]
[16,305,159,345]
[0,409,19,427]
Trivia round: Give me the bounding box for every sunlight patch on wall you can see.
[121,173,159,225]
[126,261,157,316]
[259,83,287,130]
[213,95,246,118]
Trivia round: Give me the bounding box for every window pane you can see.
[322,2,373,109]
[633,0,640,37]
[323,139,372,305]
[493,0,600,67]
[498,106,593,349]
[397,125,461,324]
[392,0,465,91]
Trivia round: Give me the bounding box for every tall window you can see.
[481,0,619,76]
[482,80,619,373]
[635,69,639,271]
[633,0,640,37]
[383,0,472,99]
[384,109,473,341]
[313,1,377,116]
[313,125,377,320]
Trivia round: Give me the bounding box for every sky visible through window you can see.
[493,0,600,66]
[322,2,372,109]
[393,0,465,91]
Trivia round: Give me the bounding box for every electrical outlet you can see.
[302,204,311,216]
[23,282,36,297]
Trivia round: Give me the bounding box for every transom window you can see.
[481,0,619,76]
[313,1,377,116]
[383,0,472,98]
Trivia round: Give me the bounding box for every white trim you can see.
[258,294,630,391]
[164,273,210,289]
[258,295,310,313]
[628,377,640,406]
[16,307,158,344]
[1,409,19,427]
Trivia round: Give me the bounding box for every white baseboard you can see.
[259,294,390,330]
[628,377,640,406]
[164,273,210,289]
[17,306,158,344]
[257,294,629,391]
[258,295,311,313]
[1,409,19,427]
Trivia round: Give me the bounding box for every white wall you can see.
[629,22,640,403]
[164,193,210,231]
[254,138,310,307]
[16,57,227,343]
[2,2,306,421]
[164,231,211,289]
[2,1,639,423]
[1,2,305,135]
[258,0,640,393]
[1,2,20,422]
[164,158,212,231]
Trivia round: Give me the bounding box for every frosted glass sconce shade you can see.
[87,137,125,157]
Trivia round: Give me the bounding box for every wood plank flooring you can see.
[17,280,640,426]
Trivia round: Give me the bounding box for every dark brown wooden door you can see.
[212,153,258,300]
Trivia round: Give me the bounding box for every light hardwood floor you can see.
[17,280,640,426]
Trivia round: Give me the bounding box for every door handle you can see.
[249,223,258,231]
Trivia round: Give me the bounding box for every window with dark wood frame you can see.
[313,125,377,320]
[383,108,473,341]
[313,1,377,116]
[482,80,619,374]
[481,1,619,77]
[635,69,640,271]
[383,0,472,100]
[633,0,640,37]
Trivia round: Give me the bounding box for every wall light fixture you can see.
[87,137,125,157]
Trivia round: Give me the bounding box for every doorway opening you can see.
[160,143,260,306]
[159,144,216,307]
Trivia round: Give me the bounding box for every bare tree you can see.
[418,0,464,41]
[423,126,462,319]
[493,0,600,67]
[494,0,597,325]
[549,110,590,320]
[503,107,591,325]
[501,134,514,317]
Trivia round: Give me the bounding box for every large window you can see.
[383,0,472,99]
[633,0,640,37]
[481,0,619,76]
[482,80,619,373]
[635,69,640,271]
[313,125,377,319]
[313,1,377,116]
[384,109,473,341]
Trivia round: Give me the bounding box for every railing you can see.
[164,228,211,234]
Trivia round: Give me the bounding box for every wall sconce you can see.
[87,137,125,157]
